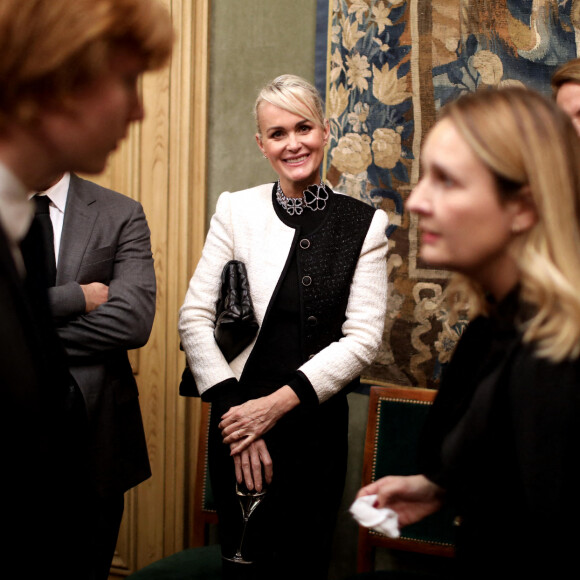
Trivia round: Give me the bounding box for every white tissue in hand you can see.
[349,494,400,538]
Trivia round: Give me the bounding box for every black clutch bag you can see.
[179,260,259,397]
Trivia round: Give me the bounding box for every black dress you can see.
[207,188,363,580]
[419,290,580,578]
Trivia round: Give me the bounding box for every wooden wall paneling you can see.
[135,36,171,571]
[164,0,192,557]
[184,0,211,550]
[163,0,210,554]
[186,6,212,548]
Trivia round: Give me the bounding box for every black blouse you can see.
[418,289,580,576]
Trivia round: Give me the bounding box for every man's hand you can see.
[81,282,109,313]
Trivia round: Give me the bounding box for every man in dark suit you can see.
[0,187,86,577]
[0,1,172,578]
[38,171,155,579]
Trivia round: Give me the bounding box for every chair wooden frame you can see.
[357,384,455,572]
[192,402,218,547]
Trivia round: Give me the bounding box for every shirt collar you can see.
[36,172,70,214]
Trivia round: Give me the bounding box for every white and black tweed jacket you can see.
[179,183,388,403]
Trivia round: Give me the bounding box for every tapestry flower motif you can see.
[372,127,402,169]
[373,37,391,52]
[331,133,373,175]
[330,47,345,84]
[349,0,370,24]
[341,15,366,50]
[469,50,504,85]
[331,24,342,45]
[347,102,370,132]
[326,0,411,228]
[372,63,410,105]
[430,2,579,110]
[346,53,372,91]
[328,83,350,119]
[372,2,393,34]
[323,0,580,388]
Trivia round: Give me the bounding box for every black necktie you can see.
[32,195,57,286]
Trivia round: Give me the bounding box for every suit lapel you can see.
[56,174,98,284]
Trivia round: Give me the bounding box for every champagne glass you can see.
[223,482,267,565]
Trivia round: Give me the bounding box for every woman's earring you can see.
[263,154,268,159]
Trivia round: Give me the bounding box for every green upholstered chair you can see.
[127,402,221,579]
[356,385,455,573]
[193,402,219,546]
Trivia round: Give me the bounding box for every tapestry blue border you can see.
[315,0,329,103]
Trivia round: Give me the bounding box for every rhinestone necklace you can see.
[275,180,329,216]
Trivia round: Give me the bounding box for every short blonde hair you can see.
[254,74,326,136]
[440,87,580,361]
[0,0,173,128]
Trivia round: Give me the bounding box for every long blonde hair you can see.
[441,87,580,361]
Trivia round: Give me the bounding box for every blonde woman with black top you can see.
[356,87,580,579]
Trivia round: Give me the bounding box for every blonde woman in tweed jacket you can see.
[179,75,388,580]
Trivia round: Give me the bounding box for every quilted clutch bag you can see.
[213,260,259,362]
[179,260,259,396]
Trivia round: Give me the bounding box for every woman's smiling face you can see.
[255,101,329,197]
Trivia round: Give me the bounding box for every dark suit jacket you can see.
[0,218,89,578]
[49,173,155,497]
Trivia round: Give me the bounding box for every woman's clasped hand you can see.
[232,438,272,493]
[219,386,300,454]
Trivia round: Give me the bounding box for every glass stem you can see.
[235,516,250,557]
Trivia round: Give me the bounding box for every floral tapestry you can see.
[322,0,580,388]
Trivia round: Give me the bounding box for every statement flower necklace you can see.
[275,180,330,216]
